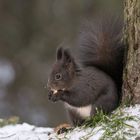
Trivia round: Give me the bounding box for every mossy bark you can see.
[122,0,140,104]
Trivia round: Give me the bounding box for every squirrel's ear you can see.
[56,47,63,60]
[63,49,72,64]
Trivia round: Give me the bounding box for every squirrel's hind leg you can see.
[67,109,85,126]
[91,91,118,115]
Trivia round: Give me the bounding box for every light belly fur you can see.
[65,103,92,118]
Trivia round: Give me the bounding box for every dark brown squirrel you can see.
[47,16,125,126]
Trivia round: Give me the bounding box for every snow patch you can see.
[0,105,140,140]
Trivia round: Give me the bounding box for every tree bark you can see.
[122,0,140,104]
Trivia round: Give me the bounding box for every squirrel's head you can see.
[47,47,77,91]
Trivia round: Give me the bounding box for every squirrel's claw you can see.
[48,90,53,100]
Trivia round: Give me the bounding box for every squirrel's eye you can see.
[55,73,62,80]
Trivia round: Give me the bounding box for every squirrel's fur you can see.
[78,16,124,95]
[47,16,124,126]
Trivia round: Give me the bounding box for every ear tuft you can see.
[56,47,63,60]
[63,49,72,63]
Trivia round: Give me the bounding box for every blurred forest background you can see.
[0,0,122,127]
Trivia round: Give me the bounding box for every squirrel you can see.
[47,16,125,126]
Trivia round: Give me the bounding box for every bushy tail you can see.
[78,15,125,94]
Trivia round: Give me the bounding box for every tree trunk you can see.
[122,0,140,104]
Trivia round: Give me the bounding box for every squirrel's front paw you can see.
[48,89,64,102]
[49,90,63,102]
[48,90,53,100]
[50,94,60,102]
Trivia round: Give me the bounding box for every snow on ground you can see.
[0,105,140,140]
